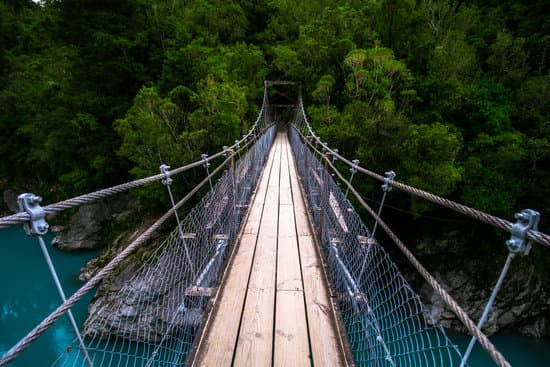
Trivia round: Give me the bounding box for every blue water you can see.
[1,227,550,366]
[449,330,550,366]
[0,227,98,366]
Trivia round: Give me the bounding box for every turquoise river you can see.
[1,227,549,366]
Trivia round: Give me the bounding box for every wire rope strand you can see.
[294,95,549,248]
[325,156,512,367]
[0,156,231,367]
[0,88,272,230]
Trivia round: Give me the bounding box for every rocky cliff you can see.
[408,230,550,338]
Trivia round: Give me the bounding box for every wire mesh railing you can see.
[289,126,464,366]
[48,124,276,367]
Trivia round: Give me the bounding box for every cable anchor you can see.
[160,164,173,186]
[371,171,396,239]
[201,154,210,169]
[201,153,214,192]
[344,159,359,199]
[506,209,540,255]
[17,193,49,236]
[17,192,93,366]
[460,208,540,367]
[381,171,396,192]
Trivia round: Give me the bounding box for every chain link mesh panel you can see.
[289,126,464,366]
[53,125,276,367]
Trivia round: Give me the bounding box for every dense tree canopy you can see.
[0,0,548,231]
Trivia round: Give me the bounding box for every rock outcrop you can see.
[80,228,202,344]
[51,194,135,251]
[2,189,20,214]
[410,231,550,338]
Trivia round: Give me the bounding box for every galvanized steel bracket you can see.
[17,193,49,236]
[159,164,173,186]
[201,154,210,168]
[506,209,540,255]
[381,171,396,192]
[350,159,360,174]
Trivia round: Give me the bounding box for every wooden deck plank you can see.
[233,132,283,366]
[276,211,302,291]
[279,138,293,206]
[287,140,348,367]
[190,134,281,366]
[274,290,311,367]
[189,131,349,367]
[233,287,276,367]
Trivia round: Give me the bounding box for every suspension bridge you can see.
[0,81,548,366]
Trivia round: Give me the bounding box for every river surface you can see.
[1,227,549,366]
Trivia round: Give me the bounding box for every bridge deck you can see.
[189,131,348,366]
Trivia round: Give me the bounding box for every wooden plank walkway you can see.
[188,131,349,366]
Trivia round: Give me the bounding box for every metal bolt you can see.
[30,195,42,205]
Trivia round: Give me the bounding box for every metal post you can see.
[460,209,540,367]
[371,171,395,239]
[17,194,93,367]
[160,165,196,279]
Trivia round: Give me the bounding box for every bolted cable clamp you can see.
[159,164,172,186]
[381,171,396,192]
[201,154,210,168]
[222,146,229,157]
[350,159,360,174]
[506,209,540,255]
[17,193,49,236]
[234,140,240,151]
[332,149,339,163]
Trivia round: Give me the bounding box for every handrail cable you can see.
[0,113,272,230]
[295,96,550,247]
[324,154,512,367]
[0,155,232,366]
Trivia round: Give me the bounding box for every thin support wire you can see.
[0,156,232,366]
[323,153,511,367]
[344,159,359,199]
[160,164,197,280]
[201,154,214,192]
[294,94,549,248]
[460,252,516,367]
[371,171,395,239]
[36,235,93,367]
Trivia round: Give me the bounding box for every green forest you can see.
[0,0,548,228]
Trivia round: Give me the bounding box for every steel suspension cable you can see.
[295,97,550,248]
[324,156,512,367]
[0,156,231,366]
[0,86,270,230]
